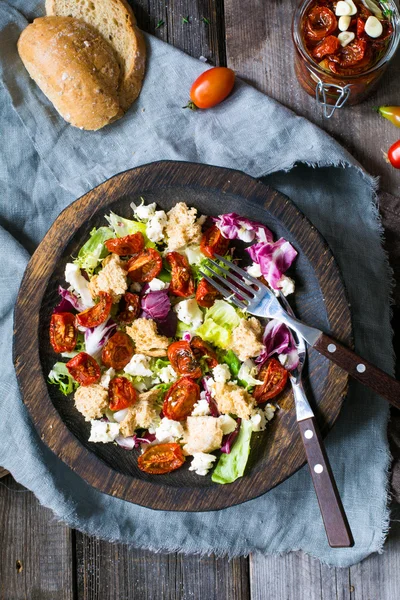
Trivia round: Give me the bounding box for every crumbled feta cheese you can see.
[154,417,184,442]
[133,201,157,221]
[146,210,167,243]
[113,408,129,423]
[191,399,211,416]
[148,278,169,291]
[124,354,153,377]
[158,364,178,383]
[100,367,115,389]
[174,299,203,329]
[218,414,237,435]
[184,245,204,265]
[212,363,231,384]
[237,359,263,387]
[65,263,94,307]
[246,262,262,278]
[274,275,295,297]
[189,452,217,476]
[89,420,120,443]
[250,408,267,432]
[264,403,276,421]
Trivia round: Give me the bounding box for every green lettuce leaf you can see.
[211,419,253,484]
[105,212,155,247]
[48,362,78,396]
[195,318,231,348]
[74,227,114,274]
[206,300,241,330]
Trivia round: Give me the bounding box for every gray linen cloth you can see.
[0,0,394,567]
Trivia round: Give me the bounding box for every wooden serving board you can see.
[13,161,352,511]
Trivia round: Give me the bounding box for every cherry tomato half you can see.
[166,252,195,297]
[105,233,144,256]
[200,225,229,259]
[330,39,367,68]
[50,312,77,353]
[138,443,185,474]
[189,67,235,109]
[127,248,162,282]
[312,35,340,59]
[167,341,202,379]
[75,292,112,328]
[66,352,101,386]
[190,336,218,369]
[163,376,200,421]
[117,292,141,324]
[195,277,220,308]
[108,376,138,411]
[305,6,337,41]
[388,140,400,169]
[102,331,134,370]
[253,358,288,404]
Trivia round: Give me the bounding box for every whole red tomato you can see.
[388,140,400,169]
[189,67,235,109]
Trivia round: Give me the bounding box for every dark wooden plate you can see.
[13,161,352,511]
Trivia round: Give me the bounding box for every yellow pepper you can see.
[375,106,400,128]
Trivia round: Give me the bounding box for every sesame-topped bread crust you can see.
[45,0,146,111]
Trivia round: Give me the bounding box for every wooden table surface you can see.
[1,1,400,599]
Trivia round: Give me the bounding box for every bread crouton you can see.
[229,317,264,361]
[126,318,169,356]
[214,381,255,420]
[119,387,162,437]
[74,384,109,422]
[165,202,203,251]
[88,253,128,303]
[183,416,223,455]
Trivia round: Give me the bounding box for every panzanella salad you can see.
[48,201,298,483]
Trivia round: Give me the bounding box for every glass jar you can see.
[292,0,400,117]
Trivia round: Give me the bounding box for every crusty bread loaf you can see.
[45,0,146,111]
[18,17,124,130]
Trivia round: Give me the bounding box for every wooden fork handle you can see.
[298,417,354,548]
[313,333,400,408]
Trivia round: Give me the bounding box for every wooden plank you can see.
[0,475,74,600]
[224,0,400,198]
[0,467,9,478]
[75,531,250,600]
[134,0,226,65]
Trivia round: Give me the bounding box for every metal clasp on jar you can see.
[315,80,352,119]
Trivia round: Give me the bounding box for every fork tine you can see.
[199,272,248,310]
[207,258,257,296]
[204,263,254,301]
[214,253,265,288]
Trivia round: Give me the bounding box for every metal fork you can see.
[199,254,400,409]
[278,292,353,547]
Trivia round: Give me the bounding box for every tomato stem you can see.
[182,101,197,111]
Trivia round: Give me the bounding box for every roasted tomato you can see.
[200,225,229,259]
[108,376,138,411]
[75,292,112,328]
[138,443,185,474]
[166,252,195,297]
[50,312,77,353]
[254,358,288,404]
[305,6,337,41]
[167,341,202,378]
[126,248,162,282]
[330,39,367,67]
[118,292,141,324]
[66,352,101,386]
[356,18,365,38]
[190,336,218,369]
[105,233,144,256]
[312,35,340,59]
[189,67,235,109]
[195,277,220,308]
[163,376,201,421]
[102,331,134,370]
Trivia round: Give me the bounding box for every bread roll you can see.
[45,0,146,111]
[18,16,124,130]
